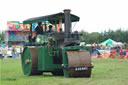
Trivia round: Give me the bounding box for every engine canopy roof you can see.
[23,12,80,24]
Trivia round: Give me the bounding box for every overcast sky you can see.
[0,0,128,32]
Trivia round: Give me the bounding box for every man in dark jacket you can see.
[35,22,43,35]
[31,22,43,42]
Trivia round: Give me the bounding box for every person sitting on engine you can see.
[35,22,44,35]
[31,22,43,42]
[47,25,53,33]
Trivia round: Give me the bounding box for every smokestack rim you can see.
[63,9,71,13]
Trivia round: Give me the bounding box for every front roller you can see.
[63,50,93,77]
[21,46,42,75]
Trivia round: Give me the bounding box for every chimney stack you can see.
[64,9,71,38]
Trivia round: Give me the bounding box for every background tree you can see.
[0,31,5,42]
[80,28,128,44]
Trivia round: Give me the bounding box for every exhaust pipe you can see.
[64,9,71,38]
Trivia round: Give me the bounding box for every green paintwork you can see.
[62,46,91,77]
[21,47,32,75]
[21,45,92,77]
[38,46,62,71]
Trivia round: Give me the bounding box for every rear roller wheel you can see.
[21,47,42,76]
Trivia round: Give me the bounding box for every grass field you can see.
[0,58,128,85]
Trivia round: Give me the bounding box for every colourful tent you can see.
[100,39,117,45]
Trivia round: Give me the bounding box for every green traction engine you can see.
[21,9,93,77]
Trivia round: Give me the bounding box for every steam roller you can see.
[21,9,93,78]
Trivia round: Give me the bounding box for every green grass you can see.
[0,58,128,85]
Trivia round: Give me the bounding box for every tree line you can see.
[0,31,5,43]
[80,29,128,44]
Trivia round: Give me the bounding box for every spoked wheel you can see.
[21,46,43,76]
